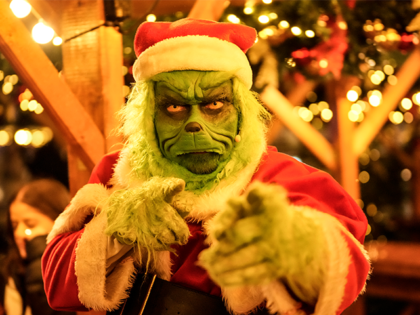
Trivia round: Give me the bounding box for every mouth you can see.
[178,151,212,156]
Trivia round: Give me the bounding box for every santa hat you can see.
[132,18,257,89]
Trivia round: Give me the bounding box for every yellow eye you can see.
[167,105,186,113]
[205,101,224,110]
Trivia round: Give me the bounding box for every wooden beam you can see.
[335,77,361,200]
[188,0,228,20]
[0,0,105,171]
[27,0,62,36]
[267,80,317,144]
[354,45,420,156]
[260,85,337,171]
[61,0,123,193]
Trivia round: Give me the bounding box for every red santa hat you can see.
[132,18,257,89]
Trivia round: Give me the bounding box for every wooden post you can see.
[335,77,361,200]
[0,0,105,174]
[260,85,337,171]
[354,46,420,156]
[266,80,317,144]
[61,0,124,194]
[188,0,228,20]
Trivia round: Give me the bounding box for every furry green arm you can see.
[199,181,327,306]
[104,177,190,252]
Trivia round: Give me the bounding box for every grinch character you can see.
[41,19,370,315]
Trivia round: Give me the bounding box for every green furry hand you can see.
[105,177,190,251]
[199,182,326,305]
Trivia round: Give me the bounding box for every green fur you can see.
[118,71,270,195]
[105,177,189,253]
[199,182,326,305]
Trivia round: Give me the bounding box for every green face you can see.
[154,71,239,175]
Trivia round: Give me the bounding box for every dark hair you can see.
[13,179,70,221]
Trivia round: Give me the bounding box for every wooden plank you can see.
[354,46,420,156]
[61,0,123,191]
[188,0,228,20]
[260,85,337,171]
[335,77,360,199]
[0,0,105,170]
[267,80,317,144]
[27,0,62,36]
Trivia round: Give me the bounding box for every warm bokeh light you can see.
[383,65,394,75]
[346,90,359,102]
[291,26,302,36]
[413,92,420,105]
[279,20,289,29]
[305,30,315,38]
[348,110,359,122]
[401,168,412,181]
[365,224,371,236]
[227,14,240,24]
[34,104,44,114]
[0,130,10,146]
[401,98,413,111]
[20,99,29,111]
[258,15,269,24]
[269,13,278,20]
[146,14,156,22]
[387,75,398,85]
[370,149,380,161]
[243,7,254,14]
[31,130,45,147]
[366,204,377,217]
[14,129,32,146]
[359,171,370,184]
[351,103,362,113]
[32,21,54,44]
[321,108,333,122]
[404,112,413,124]
[2,82,13,95]
[369,95,381,107]
[28,100,38,111]
[370,74,382,85]
[52,37,63,46]
[9,0,32,18]
[389,111,404,124]
[319,59,328,68]
[309,103,320,115]
[262,0,272,3]
[25,229,32,236]
[318,101,329,111]
[298,107,314,122]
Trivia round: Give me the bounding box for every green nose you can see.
[185,122,203,133]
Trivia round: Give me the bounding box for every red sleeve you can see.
[42,152,120,311]
[253,147,370,313]
[41,230,88,311]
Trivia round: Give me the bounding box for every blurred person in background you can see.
[0,179,75,315]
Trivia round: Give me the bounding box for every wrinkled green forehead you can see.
[151,70,236,94]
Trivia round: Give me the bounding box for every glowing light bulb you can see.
[305,30,315,38]
[31,130,45,147]
[413,93,420,105]
[0,130,10,146]
[32,21,54,44]
[25,229,32,236]
[401,98,413,111]
[383,65,394,75]
[291,26,302,36]
[227,14,240,24]
[146,14,156,22]
[243,7,254,14]
[319,59,328,68]
[9,0,32,18]
[321,108,333,122]
[346,90,359,102]
[14,129,32,145]
[279,20,289,29]
[348,110,359,122]
[258,15,269,24]
[52,37,63,46]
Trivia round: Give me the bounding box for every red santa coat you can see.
[42,146,370,315]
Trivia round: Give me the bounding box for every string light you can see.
[413,92,420,105]
[52,37,63,46]
[309,103,320,115]
[269,12,278,19]
[262,0,272,3]
[305,30,315,38]
[366,204,377,216]
[227,14,240,24]
[401,98,413,111]
[387,75,398,85]
[404,112,413,124]
[14,129,32,146]
[278,20,289,29]
[32,21,54,44]
[258,15,269,24]
[389,111,403,124]
[346,90,359,102]
[20,99,29,111]
[291,26,302,36]
[319,59,328,68]
[370,149,380,161]
[348,110,359,122]
[359,171,370,183]
[9,0,32,18]
[401,169,412,181]
[0,130,10,146]
[383,65,394,75]
[320,108,333,122]
[146,14,156,22]
[2,82,13,95]
[243,7,254,14]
